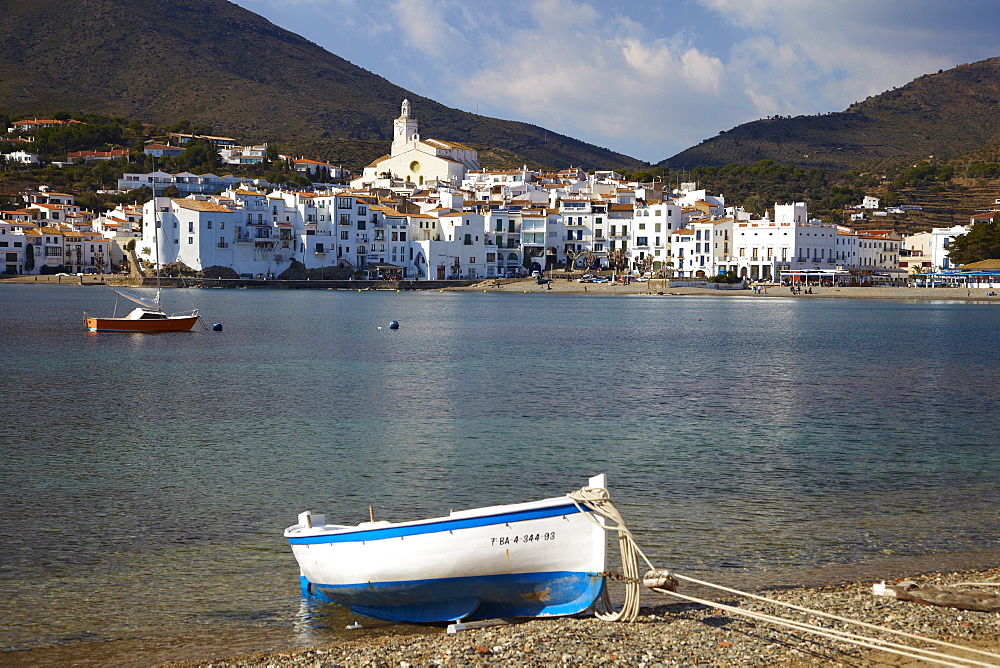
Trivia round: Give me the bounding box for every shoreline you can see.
[8,562,997,667]
[164,566,1000,667]
[5,274,1000,301]
[456,277,1000,301]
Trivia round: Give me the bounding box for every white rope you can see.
[670,571,1000,664]
[566,485,1000,666]
[651,586,995,668]
[568,486,649,622]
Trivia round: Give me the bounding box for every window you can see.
[469,257,476,263]
[207,221,213,229]
[464,233,472,245]
[315,243,324,253]
[188,237,193,244]
[341,231,349,240]
[638,237,648,246]
[188,221,194,233]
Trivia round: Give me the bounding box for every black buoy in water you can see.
[212,323,223,331]
[388,320,399,330]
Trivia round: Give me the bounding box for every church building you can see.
[355,100,480,188]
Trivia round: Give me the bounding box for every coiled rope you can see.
[567,485,1000,667]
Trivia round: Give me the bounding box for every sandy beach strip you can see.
[170,567,1000,668]
[452,277,1000,301]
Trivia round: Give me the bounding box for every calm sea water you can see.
[1,283,999,664]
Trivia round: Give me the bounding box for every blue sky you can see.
[232,0,1000,163]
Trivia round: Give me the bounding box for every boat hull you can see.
[299,570,604,623]
[286,485,608,622]
[85,315,199,332]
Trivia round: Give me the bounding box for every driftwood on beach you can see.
[876,580,1000,612]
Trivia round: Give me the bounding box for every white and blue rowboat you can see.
[285,474,609,623]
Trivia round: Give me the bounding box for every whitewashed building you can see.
[414,211,496,279]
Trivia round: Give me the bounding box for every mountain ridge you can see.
[0,0,640,171]
[663,57,1000,171]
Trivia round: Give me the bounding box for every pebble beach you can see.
[171,568,1000,668]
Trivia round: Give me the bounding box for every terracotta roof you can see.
[171,199,233,213]
[365,154,391,168]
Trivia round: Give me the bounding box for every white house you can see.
[902,224,970,272]
[414,210,496,279]
[4,151,40,165]
[0,220,31,274]
[730,203,840,281]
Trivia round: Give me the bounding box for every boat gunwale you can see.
[286,498,586,545]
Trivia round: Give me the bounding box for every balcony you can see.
[217,242,229,249]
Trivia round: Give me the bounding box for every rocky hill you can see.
[664,57,1000,172]
[0,0,640,171]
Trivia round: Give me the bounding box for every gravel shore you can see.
[177,568,1000,667]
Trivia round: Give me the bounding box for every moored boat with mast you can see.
[84,189,200,332]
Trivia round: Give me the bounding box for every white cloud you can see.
[697,0,989,116]
[231,0,1000,162]
[390,0,473,61]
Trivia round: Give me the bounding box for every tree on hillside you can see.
[947,217,1000,265]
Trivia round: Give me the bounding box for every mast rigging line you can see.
[567,486,1000,667]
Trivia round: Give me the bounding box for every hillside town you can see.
[1,101,995,287]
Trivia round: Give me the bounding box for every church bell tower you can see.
[392,99,419,153]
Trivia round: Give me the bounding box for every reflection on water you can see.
[1,285,998,663]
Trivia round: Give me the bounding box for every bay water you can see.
[1,284,998,664]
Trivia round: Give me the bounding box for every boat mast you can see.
[151,163,161,307]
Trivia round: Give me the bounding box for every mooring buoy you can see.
[212,323,223,331]
[388,320,399,330]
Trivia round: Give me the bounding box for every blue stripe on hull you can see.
[288,502,584,545]
[301,571,604,623]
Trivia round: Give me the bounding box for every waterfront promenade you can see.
[5,273,998,301]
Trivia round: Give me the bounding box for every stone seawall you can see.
[101,277,479,291]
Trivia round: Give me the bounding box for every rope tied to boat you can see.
[568,486,674,622]
[568,485,1000,667]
